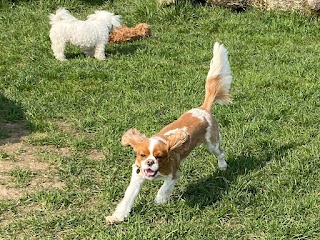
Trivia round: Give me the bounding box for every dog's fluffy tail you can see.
[200,42,232,111]
[49,8,77,25]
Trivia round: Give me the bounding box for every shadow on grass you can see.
[63,43,145,60]
[0,93,30,145]
[78,0,115,5]
[109,43,147,56]
[183,142,300,208]
[6,0,111,6]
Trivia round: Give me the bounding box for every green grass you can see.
[1,0,320,239]
[8,167,36,187]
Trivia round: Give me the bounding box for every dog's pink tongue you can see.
[145,169,156,177]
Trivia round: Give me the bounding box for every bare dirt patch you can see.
[0,120,104,201]
[0,120,67,201]
[0,141,66,200]
[87,149,105,161]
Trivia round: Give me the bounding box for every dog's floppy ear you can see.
[121,128,147,149]
[166,129,190,151]
[111,15,121,29]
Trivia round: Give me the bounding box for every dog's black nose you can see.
[146,159,155,166]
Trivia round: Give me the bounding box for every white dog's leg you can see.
[106,165,145,224]
[51,41,67,61]
[207,133,228,171]
[94,42,106,60]
[155,175,177,204]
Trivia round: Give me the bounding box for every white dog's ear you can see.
[121,128,148,149]
[166,130,190,151]
[111,14,121,29]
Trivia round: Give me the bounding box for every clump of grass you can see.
[8,168,36,187]
[0,150,10,160]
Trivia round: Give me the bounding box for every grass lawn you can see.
[0,0,320,239]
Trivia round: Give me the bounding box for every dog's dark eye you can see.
[155,155,163,160]
[140,153,146,158]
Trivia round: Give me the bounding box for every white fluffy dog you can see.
[49,8,121,61]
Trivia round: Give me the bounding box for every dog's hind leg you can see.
[51,40,67,61]
[206,130,228,171]
[94,42,106,60]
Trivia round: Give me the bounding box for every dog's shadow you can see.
[11,0,108,5]
[0,93,30,145]
[108,42,147,56]
[64,43,145,60]
[182,142,300,208]
[78,0,109,5]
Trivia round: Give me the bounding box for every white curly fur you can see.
[49,8,121,61]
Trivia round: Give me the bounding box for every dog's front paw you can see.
[94,54,106,61]
[54,56,67,61]
[106,214,125,225]
[155,194,169,204]
[218,160,228,171]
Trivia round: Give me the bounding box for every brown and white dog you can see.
[106,42,232,224]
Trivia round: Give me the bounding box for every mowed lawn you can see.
[0,0,319,239]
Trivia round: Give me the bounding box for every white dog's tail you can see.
[49,8,77,25]
[200,42,232,111]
